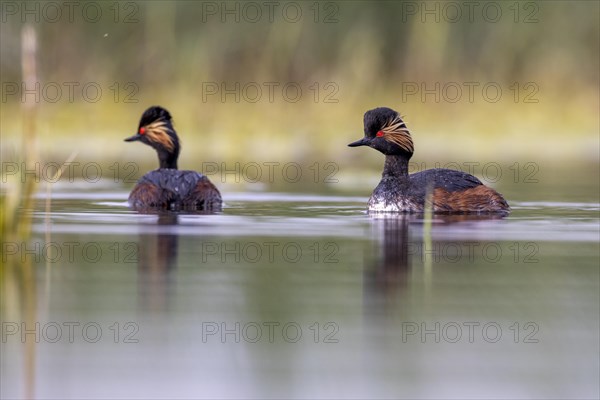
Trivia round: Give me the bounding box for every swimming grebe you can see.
[124,106,222,211]
[348,107,509,213]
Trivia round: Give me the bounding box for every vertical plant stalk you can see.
[18,25,38,239]
[20,24,38,400]
[423,183,434,294]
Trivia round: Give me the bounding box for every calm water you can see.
[2,181,599,399]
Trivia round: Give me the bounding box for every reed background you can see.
[1,1,598,178]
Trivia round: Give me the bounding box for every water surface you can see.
[1,184,599,399]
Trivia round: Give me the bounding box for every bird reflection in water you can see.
[366,215,412,306]
[136,213,179,313]
[365,213,508,306]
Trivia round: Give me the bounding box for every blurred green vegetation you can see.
[1,1,598,174]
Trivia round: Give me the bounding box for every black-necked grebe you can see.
[124,106,222,211]
[348,107,509,214]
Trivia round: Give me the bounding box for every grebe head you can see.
[348,107,414,157]
[125,106,180,169]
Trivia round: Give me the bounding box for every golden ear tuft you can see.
[144,121,175,152]
[381,116,413,153]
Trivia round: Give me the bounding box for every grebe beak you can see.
[348,137,370,147]
[124,133,142,142]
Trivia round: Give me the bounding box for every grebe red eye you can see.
[376,131,384,137]
[139,127,146,135]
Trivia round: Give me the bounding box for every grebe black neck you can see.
[382,155,410,179]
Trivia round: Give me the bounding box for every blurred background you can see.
[1,0,598,188]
